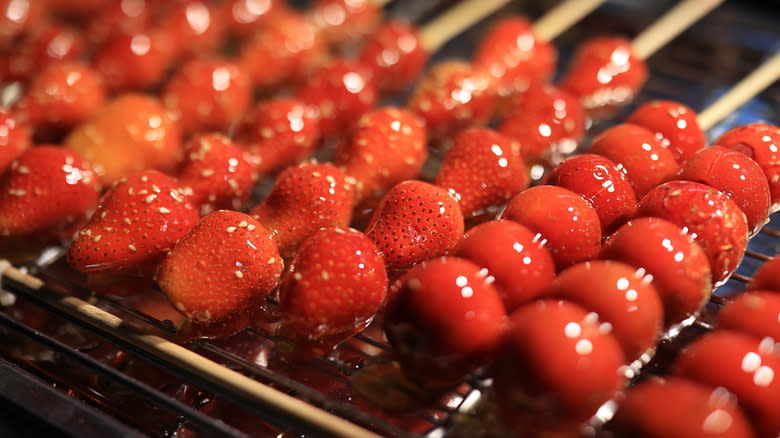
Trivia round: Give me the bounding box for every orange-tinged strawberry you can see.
[251,162,355,259]
[158,210,283,325]
[334,107,426,202]
[435,127,528,217]
[65,93,182,185]
[0,109,31,176]
[365,180,464,272]
[67,169,199,274]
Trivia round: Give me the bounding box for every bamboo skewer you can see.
[419,0,512,52]
[0,261,383,438]
[533,0,607,42]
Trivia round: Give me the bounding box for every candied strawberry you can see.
[407,60,496,142]
[84,0,151,46]
[677,146,771,235]
[334,107,426,204]
[384,257,506,387]
[356,20,428,94]
[92,31,172,92]
[674,331,780,438]
[545,153,638,234]
[251,162,355,259]
[601,217,712,326]
[750,256,780,292]
[607,377,757,438]
[176,133,258,215]
[239,10,328,90]
[492,300,625,433]
[0,110,31,176]
[718,291,780,342]
[548,260,663,360]
[14,61,106,142]
[309,0,381,48]
[364,180,464,272]
[626,100,706,164]
[296,60,378,138]
[502,185,602,270]
[0,146,101,244]
[220,0,288,39]
[233,98,322,175]
[162,57,251,137]
[278,227,387,343]
[715,122,780,210]
[498,84,586,164]
[67,170,199,275]
[0,0,43,49]
[435,127,528,217]
[637,181,748,287]
[155,0,225,59]
[589,123,680,199]
[1,22,85,83]
[65,93,182,185]
[158,210,282,325]
[454,220,554,312]
[560,37,647,117]
[474,17,557,100]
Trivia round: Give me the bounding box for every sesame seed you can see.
[93,235,102,242]
[267,257,276,264]
[238,221,248,228]
[7,189,25,196]
[158,207,171,214]
[201,169,214,177]
[81,229,92,236]
[144,194,156,203]
[226,226,237,233]
[234,270,244,279]
[321,271,330,280]
[16,166,29,174]
[293,272,303,280]
[175,302,186,312]
[128,244,137,252]
[128,188,135,195]
[140,175,149,182]
[124,218,132,225]
[152,184,161,193]
[137,189,148,195]
[247,224,256,231]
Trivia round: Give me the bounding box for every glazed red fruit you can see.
[474,16,557,99]
[1,22,85,83]
[334,107,426,202]
[435,127,528,217]
[250,162,355,259]
[407,61,496,142]
[162,57,251,137]
[156,0,225,60]
[0,110,31,175]
[589,123,680,199]
[502,185,602,269]
[65,93,182,185]
[548,260,663,360]
[601,217,712,326]
[498,84,586,164]
[234,98,322,175]
[158,210,283,324]
[364,180,464,272]
[84,0,151,46]
[384,257,506,386]
[279,227,387,340]
[92,32,172,92]
[492,299,625,431]
[454,220,554,312]
[715,122,780,210]
[176,133,258,215]
[560,37,647,116]
[14,61,106,141]
[750,257,780,292]
[545,153,638,234]
[0,146,101,242]
[677,146,771,235]
[356,20,428,93]
[309,0,381,48]
[638,181,748,286]
[0,0,43,49]
[239,10,328,90]
[296,60,378,138]
[607,376,757,438]
[674,330,780,438]
[67,170,199,274]
[220,0,287,39]
[719,291,780,342]
[627,100,706,164]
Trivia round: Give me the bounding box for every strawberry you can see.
[278,227,387,343]
[251,162,355,259]
[84,0,151,47]
[155,0,225,61]
[92,31,173,93]
[356,20,428,94]
[158,210,283,325]
[233,98,322,175]
[0,0,43,50]
[0,146,101,244]
[0,109,31,176]
[309,0,381,49]
[162,57,251,137]
[67,169,199,275]
[384,256,506,387]
[750,256,780,292]
[434,127,529,217]
[365,180,464,272]
[1,21,85,83]
[626,100,706,164]
[333,107,427,203]
[221,0,289,40]
[176,133,259,215]
[64,93,182,185]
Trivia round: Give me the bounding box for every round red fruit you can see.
[309,0,381,48]
[0,109,31,175]
[1,22,85,83]
[627,100,706,164]
[718,291,780,342]
[220,0,287,40]
[750,256,780,293]
[156,0,225,59]
[356,20,428,94]
[92,31,171,92]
